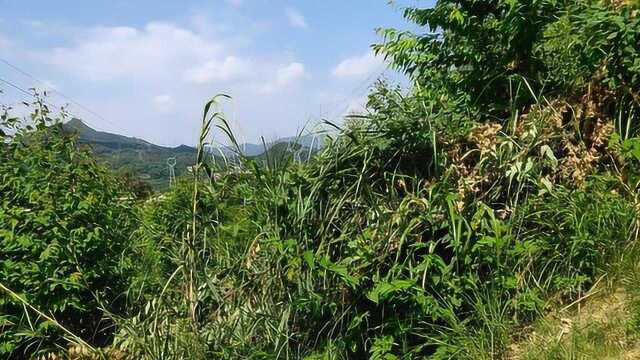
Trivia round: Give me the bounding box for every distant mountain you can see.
[279,134,326,149]
[214,134,326,157]
[62,119,326,190]
[210,142,264,157]
[63,118,154,151]
[252,141,303,164]
[62,119,198,190]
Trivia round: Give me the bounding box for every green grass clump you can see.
[514,245,640,360]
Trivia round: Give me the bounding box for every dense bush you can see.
[515,179,638,296]
[0,102,136,356]
[108,1,640,359]
[375,0,640,123]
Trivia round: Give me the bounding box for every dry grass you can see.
[507,261,640,360]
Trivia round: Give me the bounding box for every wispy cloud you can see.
[46,23,224,82]
[153,94,174,113]
[332,51,384,78]
[41,21,290,90]
[260,62,305,93]
[184,56,253,84]
[285,8,308,29]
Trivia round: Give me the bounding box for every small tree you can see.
[0,99,136,357]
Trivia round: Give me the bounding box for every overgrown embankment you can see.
[1,0,640,359]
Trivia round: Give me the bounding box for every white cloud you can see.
[47,22,224,82]
[332,51,384,78]
[183,56,253,84]
[344,95,368,116]
[276,62,304,85]
[2,15,369,146]
[153,94,174,113]
[285,8,308,29]
[260,62,305,93]
[43,22,295,91]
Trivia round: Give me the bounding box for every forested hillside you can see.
[62,119,321,191]
[61,118,198,190]
[1,0,640,359]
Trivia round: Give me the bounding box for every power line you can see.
[0,57,121,131]
[0,77,35,98]
[2,59,171,174]
[0,76,101,129]
[0,75,148,168]
[324,65,389,121]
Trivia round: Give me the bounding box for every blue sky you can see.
[0,0,425,146]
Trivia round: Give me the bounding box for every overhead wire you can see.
[2,57,176,187]
[324,64,389,122]
[0,63,136,163]
[0,57,123,132]
[0,76,102,130]
[1,55,390,151]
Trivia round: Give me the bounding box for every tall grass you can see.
[2,90,639,359]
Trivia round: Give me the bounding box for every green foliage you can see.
[540,2,640,95]
[515,179,637,297]
[0,101,136,356]
[117,170,155,200]
[107,1,640,357]
[376,0,640,122]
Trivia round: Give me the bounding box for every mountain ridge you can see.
[62,119,323,190]
[63,118,193,152]
[62,119,198,190]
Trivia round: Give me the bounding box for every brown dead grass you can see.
[506,284,640,360]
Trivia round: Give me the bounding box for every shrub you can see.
[0,102,136,356]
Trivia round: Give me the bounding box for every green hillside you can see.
[62,119,198,190]
[63,118,154,150]
[62,119,320,190]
